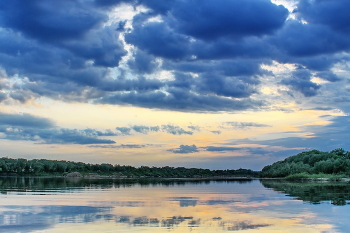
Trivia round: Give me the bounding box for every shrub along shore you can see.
[260,148,350,180]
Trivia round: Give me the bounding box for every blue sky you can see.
[0,0,350,170]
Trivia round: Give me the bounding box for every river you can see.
[0,177,349,232]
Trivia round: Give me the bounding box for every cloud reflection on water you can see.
[0,178,346,232]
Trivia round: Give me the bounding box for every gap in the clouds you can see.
[1,99,346,170]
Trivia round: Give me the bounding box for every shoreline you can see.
[1,175,349,182]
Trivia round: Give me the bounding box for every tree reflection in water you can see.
[261,179,350,205]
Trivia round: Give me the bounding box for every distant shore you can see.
[1,174,350,182]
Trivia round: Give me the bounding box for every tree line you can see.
[2,148,347,178]
[260,148,350,178]
[0,157,258,178]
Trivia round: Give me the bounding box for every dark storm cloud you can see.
[196,74,257,98]
[59,27,127,68]
[0,112,55,128]
[316,71,342,82]
[0,0,126,70]
[94,0,178,15]
[280,69,321,97]
[270,20,350,57]
[1,0,350,112]
[0,0,128,92]
[163,71,262,107]
[168,0,289,41]
[0,26,161,101]
[168,145,198,154]
[125,22,191,60]
[125,21,276,61]
[290,55,346,71]
[99,76,164,92]
[297,0,350,34]
[96,89,265,112]
[0,0,105,42]
[127,49,159,74]
[163,59,269,78]
[0,22,127,92]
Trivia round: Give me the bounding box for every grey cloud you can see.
[116,127,132,135]
[187,125,200,131]
[307,107,334,112]
[131,125,160,134]
[161,124,193,135]
[131,125,151,134]
[89,144,147,149]
[0,112,55,129]
[168,144,198,154]
[0,112,116,144]
[223,122,271,129]
[210,130,221,134]
[0,127,116,144]
[116,124,191,135]
[83,128,118,136]
[0,92,7,102]
[205,146,240,152]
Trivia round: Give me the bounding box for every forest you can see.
[260,148,350,178]
[1,148,349,179]
[0,157,258,178]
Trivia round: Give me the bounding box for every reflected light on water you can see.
[0,178,348,232]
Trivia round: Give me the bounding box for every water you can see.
[0,177,350,232]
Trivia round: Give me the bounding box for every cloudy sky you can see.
[0,0,350,170]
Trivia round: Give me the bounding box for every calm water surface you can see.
[1,178,350,232]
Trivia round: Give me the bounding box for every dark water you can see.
[0,177,349,232]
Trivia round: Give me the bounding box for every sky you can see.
[0,0,350,170]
